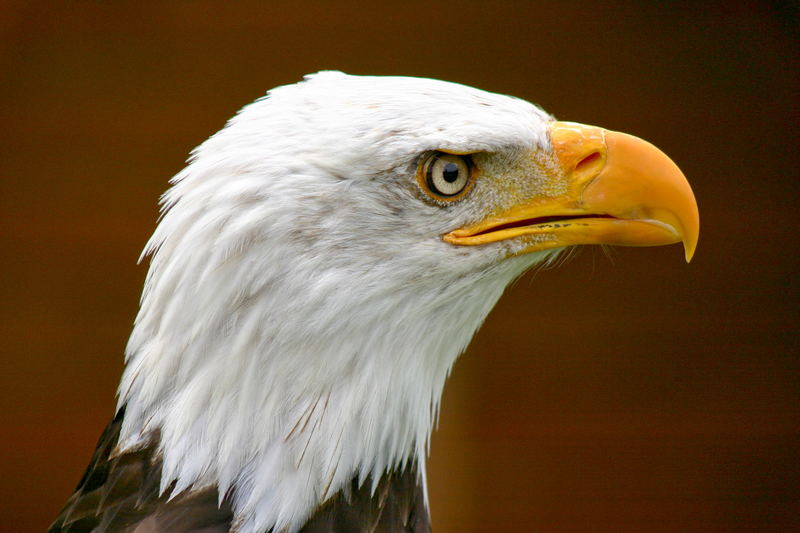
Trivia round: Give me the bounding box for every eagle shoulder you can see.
[50,408,431,533]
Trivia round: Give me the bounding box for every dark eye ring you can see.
[422,153,472,199]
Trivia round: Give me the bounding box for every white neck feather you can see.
[119,215,540,532]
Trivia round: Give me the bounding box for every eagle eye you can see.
[419,152,474,202]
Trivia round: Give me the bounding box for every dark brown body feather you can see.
[49,408,431,533]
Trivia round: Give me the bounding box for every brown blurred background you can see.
[2,1,798,531]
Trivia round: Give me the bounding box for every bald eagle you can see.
[49,72,698,533]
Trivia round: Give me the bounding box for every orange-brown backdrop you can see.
[2,2,798,532]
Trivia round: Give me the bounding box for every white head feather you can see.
[118,71,557,533]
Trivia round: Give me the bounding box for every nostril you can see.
[575,151,603,173]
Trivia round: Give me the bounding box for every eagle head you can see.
[112,71,698,533]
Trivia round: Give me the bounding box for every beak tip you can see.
[681,212,699,263]
[683,235,698,263]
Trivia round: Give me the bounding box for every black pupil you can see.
[442,162,460,183]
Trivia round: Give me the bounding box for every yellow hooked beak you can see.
[443,121,700,262]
